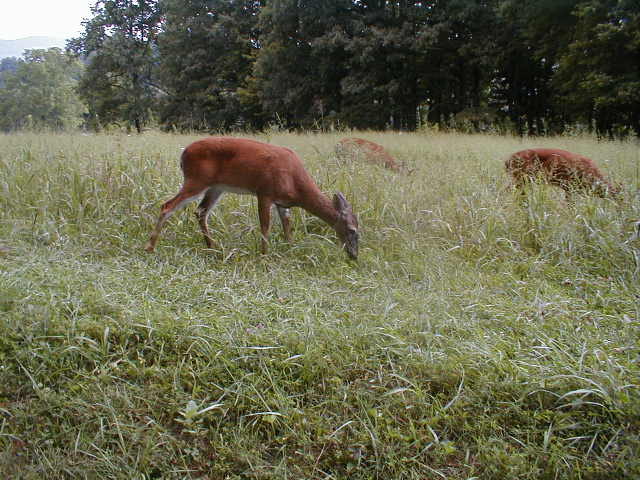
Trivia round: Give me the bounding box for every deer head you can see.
[333,192,359,260]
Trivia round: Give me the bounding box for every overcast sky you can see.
[0,0,93,40]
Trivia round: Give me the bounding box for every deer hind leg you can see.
[195,187,224,248]
[276,205,293,243]
[507,173,527,200]
[559,183,577,205]
[257,196,273,254]
[144,184,208,252]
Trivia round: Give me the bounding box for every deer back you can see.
[335,137,401,172]
[180,137,316,204]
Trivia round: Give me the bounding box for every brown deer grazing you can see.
[335,137,401,172]
[145,137,359,259]
[505,148,619,198]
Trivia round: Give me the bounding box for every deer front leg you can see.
[276,205,293,243]
[257,196,273,254]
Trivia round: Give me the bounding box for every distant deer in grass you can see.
[505,148,620,199]
[335,137,402,173]
[145,137,359,259]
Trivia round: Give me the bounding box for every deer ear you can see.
[333,192,349,212]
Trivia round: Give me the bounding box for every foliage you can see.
[0,57,19,88]
[0,49,86,131]
[555,0,640,137]
[0,130,639,477]
[67,0,163,133]
[6,0,640,135]
[338,0,427,130]
[158,0,262,131]
[489,0,576,135]
[251,0,354,129]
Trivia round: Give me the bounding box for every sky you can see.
[0,0,93,40]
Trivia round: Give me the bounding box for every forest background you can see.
[0,0,639,137]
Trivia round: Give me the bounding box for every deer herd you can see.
[145,136,621,260]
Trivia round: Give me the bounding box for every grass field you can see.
[0,130,639,479]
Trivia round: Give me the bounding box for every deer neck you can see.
[298,188,339,228]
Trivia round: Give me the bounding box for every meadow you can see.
[0,130,638,479]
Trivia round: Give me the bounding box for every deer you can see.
[505,148,620,199]
[145,137,359,259]
[335,137,402,172]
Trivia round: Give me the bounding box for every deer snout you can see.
[343,229,359,260]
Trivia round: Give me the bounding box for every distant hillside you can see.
[0,36,67,59]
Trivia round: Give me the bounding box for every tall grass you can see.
[0,130,638,479]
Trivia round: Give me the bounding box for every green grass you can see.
[0,130,639,479]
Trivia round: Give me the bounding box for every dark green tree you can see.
[250,0,355,129]
[417,0,500,131]
[158,0,262,131]
[338,0,425,130]
[555,0,640,137]
[489,0,578,134]
[68,0,162,132]
[49,0,640,135]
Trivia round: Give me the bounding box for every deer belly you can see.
[214,184,254,195]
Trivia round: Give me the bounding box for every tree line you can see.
[1,0,639,137]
